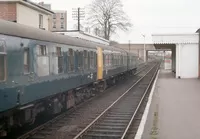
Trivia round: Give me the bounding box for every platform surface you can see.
[140,70,200,139]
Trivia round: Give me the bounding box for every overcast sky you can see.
[34,0,200,43]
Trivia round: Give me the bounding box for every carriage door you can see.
[0,40,6,81]
[97,47,103,80]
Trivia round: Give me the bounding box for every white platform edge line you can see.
[134,69,160,139]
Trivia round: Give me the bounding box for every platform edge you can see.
[134,70,160,139]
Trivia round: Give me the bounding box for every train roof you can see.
[0,20,126,53]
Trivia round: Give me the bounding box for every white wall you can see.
[176,43,199,78]
[17,3,49,30]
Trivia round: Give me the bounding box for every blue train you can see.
[0,19,143,136]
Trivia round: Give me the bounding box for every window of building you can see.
[61,22,64,29]
[61,13,64,19]
[0,41,6,81]
[39,14,43,28]
[38,45,47,56]
[53,14,56,19]
[53,21,56,28]
[68,48,74,72]
[24,48,30,73]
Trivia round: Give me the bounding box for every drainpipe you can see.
[199,30,200,78]
[195,29,200,78]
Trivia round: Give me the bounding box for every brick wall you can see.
[0,3,17,22]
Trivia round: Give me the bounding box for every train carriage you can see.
[0,19,140,136]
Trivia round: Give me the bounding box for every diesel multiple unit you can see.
[0,19,143,135]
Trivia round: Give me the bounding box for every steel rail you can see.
[121,64,159,139]
[134,63,148,75]
[73,63,158,139]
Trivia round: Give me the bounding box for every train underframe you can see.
[0,68,136,137]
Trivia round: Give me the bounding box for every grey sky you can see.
[34,0,200,43]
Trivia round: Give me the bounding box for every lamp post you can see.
[142,34,146,62]
[128,40,130,52]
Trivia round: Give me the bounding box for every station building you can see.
[0,0,54,31]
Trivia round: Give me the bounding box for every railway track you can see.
[73,63,159,139]
[16,62,158,139]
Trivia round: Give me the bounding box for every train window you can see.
[108,54,110,66]
[115,55,117,65]
[0,55,6,81]
[119,55,120,65]
[68,48,74,72]
[114,54,116,66]
[110,54,112,66]
[117,55,119,65]
[24,48,30,73]
[38,45,47,56]
[121,55,123,65]
[56,47,61,56]
[37,45,50,76]
[88,51,91,69]
[102,53,105,66]
[78,51,83,69]
[56,47,63,73]
[105,54,109,66]
[84,50,88,69]
[123,55,126,65]
[90,51,94,69]
[105,54,107,66]
[0,41,6,81]
[112,54,114,65]
[94,51,97,68]
[116,55,118,65]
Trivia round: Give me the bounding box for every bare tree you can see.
[87,0,132,40]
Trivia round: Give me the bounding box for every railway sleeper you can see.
[83,133,122,139]
[90,125,125,130]
[87,129,123,134]
[100,119,129,123]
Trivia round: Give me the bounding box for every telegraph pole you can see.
[78,7,80,31]
[72,7,85,31]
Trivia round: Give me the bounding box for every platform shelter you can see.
[152,33,199,78]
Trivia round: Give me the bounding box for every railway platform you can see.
[136,70,200,139]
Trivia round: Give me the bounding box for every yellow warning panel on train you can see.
[97,47,103,80]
